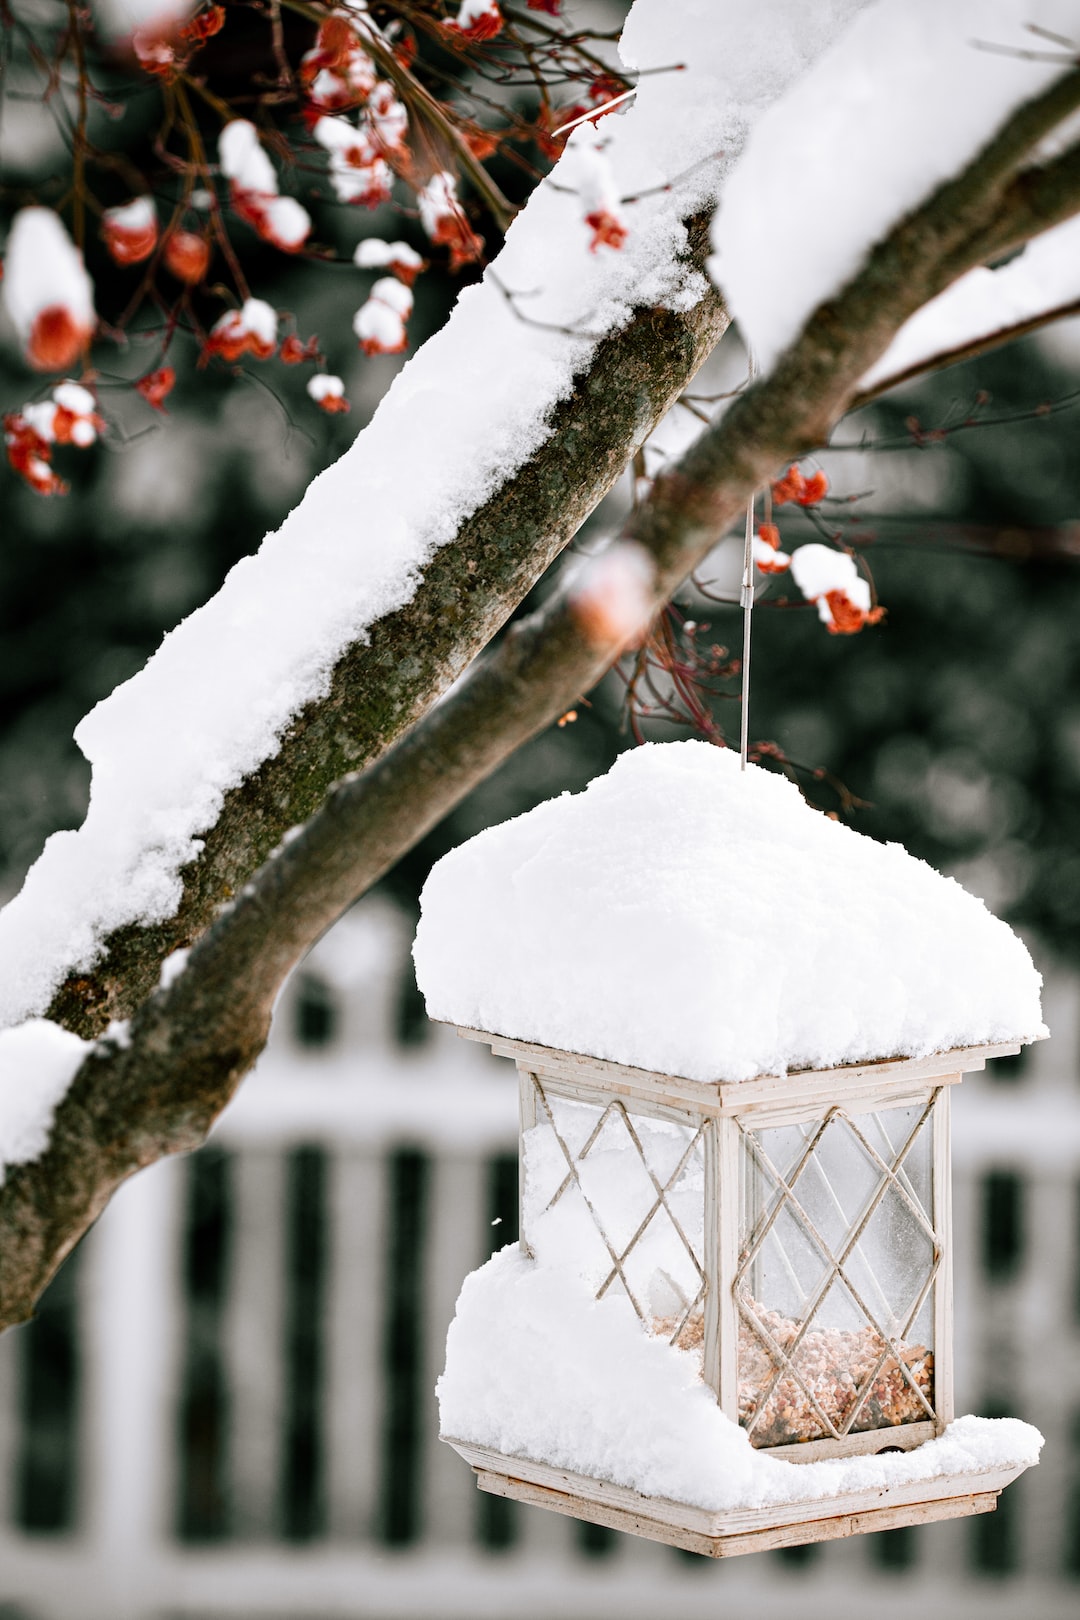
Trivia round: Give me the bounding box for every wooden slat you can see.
[517,1068,537,1260]
[424,1154,488,1548]
[716,1115,741,1418]
[756,1417,938,1463]
[471,1462,1002,1557]
[84,1160,182,1558]
[454,1027,1024,1118]
[518,1062,702,1128]
[933,1086,956,1428]
[0,1287,18,1528]
[702,1119,720,1400]
[224,1149,287,1538]
[445,1436,1028,1537]
[324,1148,385,1540]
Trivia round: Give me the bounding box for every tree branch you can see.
[850,293,1080,412]
[45,210,729,1041]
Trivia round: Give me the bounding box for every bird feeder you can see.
[445,1027,1035,1555]
[418,742,1045,1558]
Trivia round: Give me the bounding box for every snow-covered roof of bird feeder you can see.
[414,741,1046,1081]
[414,742,1046,1555]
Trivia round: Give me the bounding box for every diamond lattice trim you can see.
[530,1077,707,1349]
[736,1095,941,1444]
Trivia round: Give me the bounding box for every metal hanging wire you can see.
[739,491,755,769]
[739,347,759,771]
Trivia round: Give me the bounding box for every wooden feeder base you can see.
[445,1439,1028,1559]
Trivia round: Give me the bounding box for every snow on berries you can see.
[4,379,104,496]
[353,239,426,285]
[789,544,884,635]
[219,118,277,197]
[753,523,790,575]
[202,298,278,364]
[300,14,378,114]
[569,541,656,648]
[307,373,350,414]
[131,16,187,77]
[128,3,223,79]
[3,209,95,373]
[366,82,409,153]
[418,172,484,270]
[575,146,628,252]
[163,229,211,284]
[219,120,312,254]
[313,115,393,208]
[101,197,158,267]
[771,464,829,506]
[353,277,413,355]
[443,0,503,42]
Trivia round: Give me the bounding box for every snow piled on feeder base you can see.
[414,741,1045,1083]
[438,1245,1042,1514]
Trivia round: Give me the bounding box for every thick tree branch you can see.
[850,293,1080,411]
[46,210,729,1041]
[6,66,1080,1329]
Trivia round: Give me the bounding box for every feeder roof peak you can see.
[414,741,1045,1082]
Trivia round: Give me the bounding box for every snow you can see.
[353,239,424,275]
[353,297,406,354]
[2,208,95,346]
[0,0,945,1030]
[368,277,412,318]
[789,542,870,623]
[573,144,620,218]
[454,0,500,26]
[102,195,156,234]
[259,195,312,251]
[567,540,656,647]
[862,211,1080,392]
[366,83,408,150]
[158,947,189,990]
[414,741,1045,1082]
[307,373,345,403]
[312,115,390,205]
[710,0,1080,372]
[0,1020,91,1182]
[416,172,463,238]
[219,120,277,196]
[437,1244,1042,1512]
[53,381,97,417]
[20,383,100,449]
[233,297,276,347]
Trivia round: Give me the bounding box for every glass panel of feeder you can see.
[521,1092,614,1288]
[519,1084,705,1355]
[737,1098,938,1448]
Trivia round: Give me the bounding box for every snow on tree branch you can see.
[709,0,1080,373]
[0,0,864,1038]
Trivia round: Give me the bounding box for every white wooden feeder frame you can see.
[443,1028,1034,1558]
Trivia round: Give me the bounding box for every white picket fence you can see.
[0,906,1077,1620]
